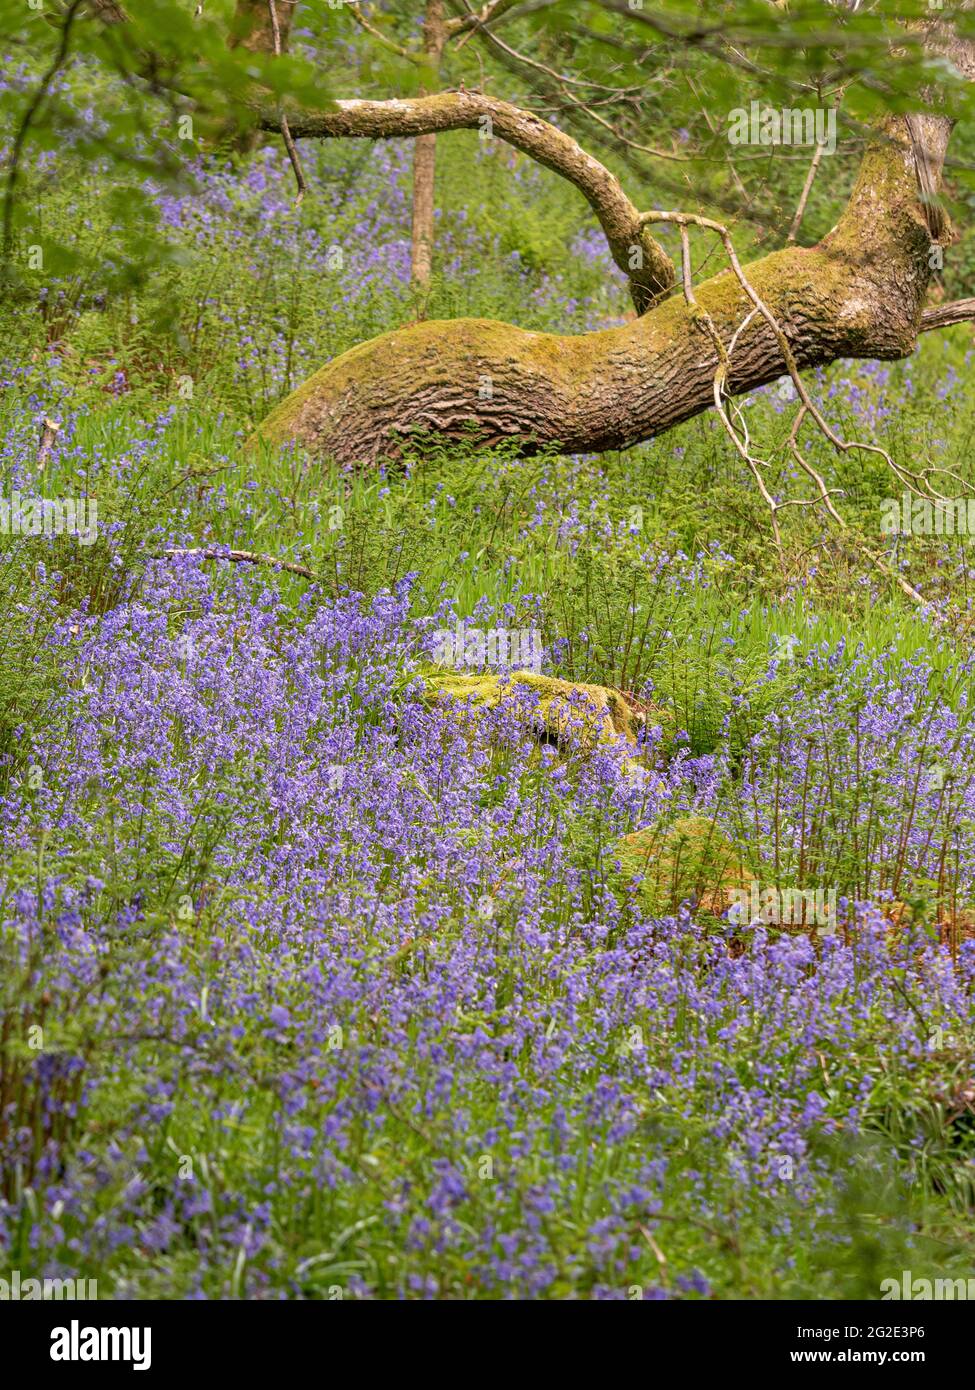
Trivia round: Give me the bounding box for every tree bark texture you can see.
[410,1,447,290]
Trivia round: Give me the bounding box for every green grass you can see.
[2,120,975,1300]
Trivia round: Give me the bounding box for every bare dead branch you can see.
[787,143,825,243]
[632,197,969,599]
[266,0,306,205]
[161,548,320,582]
[36,418,61,469]
[920,298,975,332]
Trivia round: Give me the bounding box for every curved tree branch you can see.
[268,89,676,309]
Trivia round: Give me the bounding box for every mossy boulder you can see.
[612,815,751,917]
[418,669,670,753]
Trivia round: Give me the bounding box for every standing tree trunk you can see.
[410,1,446,300]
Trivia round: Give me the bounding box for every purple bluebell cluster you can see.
[0,549,972,1297]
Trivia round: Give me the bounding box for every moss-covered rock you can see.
[418,669,670,753]
[612,815,751,917]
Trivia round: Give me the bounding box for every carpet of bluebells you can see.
[4,497,975,1297]
[3,78,975,1299]
[2,547,975,1298]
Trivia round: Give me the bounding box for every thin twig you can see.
[267,0,306,205]
[348,3,419,62]
[2,0,85,273]
[654,209,783,551]
[481,23,690,161]
[787,142,824,243]
[161,547,320,582]
[786,407,927,607]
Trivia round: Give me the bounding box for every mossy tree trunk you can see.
[256,119,951,466]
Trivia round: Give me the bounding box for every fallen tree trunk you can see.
[254,119,949,467]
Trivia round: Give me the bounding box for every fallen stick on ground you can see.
[160,547,320,582]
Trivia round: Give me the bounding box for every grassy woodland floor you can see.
[2,123,975,1299]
